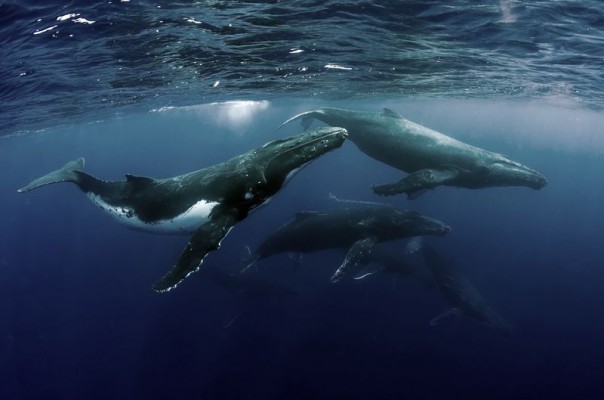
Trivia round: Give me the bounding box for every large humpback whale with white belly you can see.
[281,108,548,198]
[18,127,347,292]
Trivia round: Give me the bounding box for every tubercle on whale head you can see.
[489,160,548,190]
[528,173,548,190]
[261,126,347,186]
[407,213,451,237]
[390,210,451,237]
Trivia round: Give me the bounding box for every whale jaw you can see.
[262,126,348,186]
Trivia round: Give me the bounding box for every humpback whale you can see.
[18,127,347,292]
[281,107,548,198]
[241,204,450,282]
[422,245,512,334]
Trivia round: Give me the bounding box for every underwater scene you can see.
[2,1,604,400]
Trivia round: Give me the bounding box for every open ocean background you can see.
[2,1,604,399]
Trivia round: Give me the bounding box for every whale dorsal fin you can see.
[125,174,155,188]
[382,108,402,119]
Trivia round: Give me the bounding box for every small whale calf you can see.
[241,204,450,282]
[18,127,347,292]
[281,107,548,198]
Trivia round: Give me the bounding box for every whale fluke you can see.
[18,158,85,193]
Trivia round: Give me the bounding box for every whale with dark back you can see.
[18,127,348,292]
[281,107,548,198]
[241,204,450,282]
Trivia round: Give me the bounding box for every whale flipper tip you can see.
[153,209,238,293]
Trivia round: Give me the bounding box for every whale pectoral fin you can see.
[429,307,462,326]
[153,208,239,293]
[330,237,378,283]
[372,168,460,198]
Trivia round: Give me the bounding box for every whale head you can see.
[487,158,548,190]
[261,127,348,187]
[371,207,451,238]
[396,211,452,237]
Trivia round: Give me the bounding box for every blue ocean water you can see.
[2,2,604,400]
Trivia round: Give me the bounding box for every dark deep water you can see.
[2,1,604,400]
[3,99,604,399]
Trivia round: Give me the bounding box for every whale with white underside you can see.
[18,127,348,292]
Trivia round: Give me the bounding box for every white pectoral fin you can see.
[152,208,238,293]
[330,237,378,283]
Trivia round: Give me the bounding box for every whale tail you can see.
[18,158,85,193]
